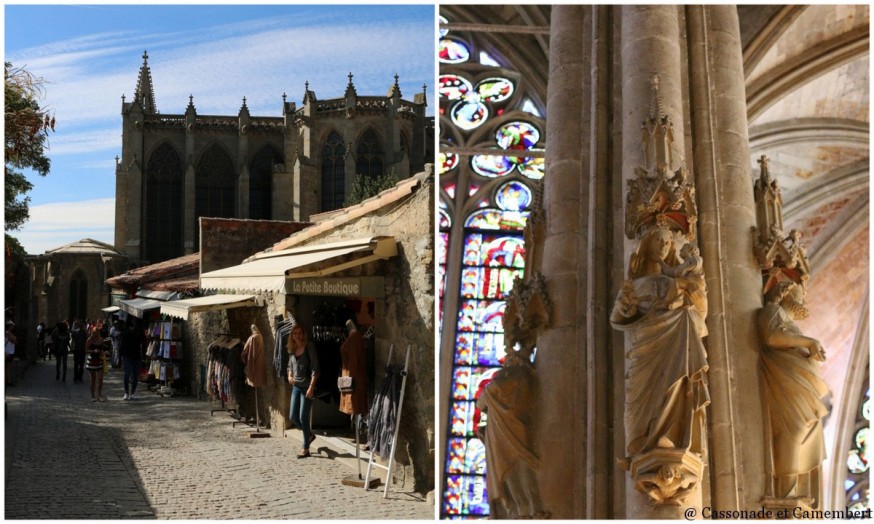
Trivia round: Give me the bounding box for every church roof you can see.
[45,238,126,257]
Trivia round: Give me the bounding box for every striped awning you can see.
[200,236,397,293]
[160,294,257,321]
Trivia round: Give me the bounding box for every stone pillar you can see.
[619,6,701,519]
[184,118,197,255]
[184,163,196,254]
[587,5,622,519]
[538,5,589,519]
[686,5,766,511]
[123,110,144,261]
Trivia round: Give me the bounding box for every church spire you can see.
[133,50,157,114]
[345,72,357,97]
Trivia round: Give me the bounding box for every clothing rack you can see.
[206,335,244,422]
[364,344,411,497]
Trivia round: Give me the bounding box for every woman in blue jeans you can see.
[287,324,320,458]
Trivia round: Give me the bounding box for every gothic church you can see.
[115,52,432,264]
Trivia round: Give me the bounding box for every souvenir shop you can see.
[117,297,185,394]
[277,276,384,430]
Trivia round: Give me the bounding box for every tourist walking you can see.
[36,322,47,360]
[286,323,320,458]
[5,320,17,386]
[51,321,70,381]
[109,320,123,368]
[85,327,106,401]
[70,321,88,383]
[120,320,146,400]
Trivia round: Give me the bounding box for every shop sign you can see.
[288,277,384,298]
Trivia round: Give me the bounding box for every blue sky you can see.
[5,4,436,255]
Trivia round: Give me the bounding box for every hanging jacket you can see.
[242,332,267,388]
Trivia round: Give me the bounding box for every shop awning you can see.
[101,306,121,314]
[200,236,397,293]
[136,289,182,301]
[117,297,162,318]
[160,294,257,321]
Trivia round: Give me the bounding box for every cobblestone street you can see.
[4,359,433,520]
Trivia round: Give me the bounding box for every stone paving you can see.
[4,359,434,520]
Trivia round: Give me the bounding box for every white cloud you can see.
[47,127,121,156]
[16,16,433,124]
[16,198,116,254]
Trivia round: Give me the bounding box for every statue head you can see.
[629,225,678,279]
[765,280,809,320]
[678,242,698,259]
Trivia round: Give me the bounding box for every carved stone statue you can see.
[477,349,545,519]
[477,272,550,519]
[611,226,710,462]
[612,75,710,508]
[758,280,828,504]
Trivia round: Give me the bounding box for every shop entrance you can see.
[289,294,376,430]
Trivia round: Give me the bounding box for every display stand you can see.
[206,335,245,424]
[234,387,270,438]
[364,344,411,497]
[341,413,379,488]
[146,318,183,397]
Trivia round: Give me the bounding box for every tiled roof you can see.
[45,238,126,256]
[107,253,200,289]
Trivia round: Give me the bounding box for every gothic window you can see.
[401,132,411,161]
[69,269,87,321]
[845,364,870,511]
[321,131,346,212]
[356,129,384,179]
[250,145,282,220]
[195,143,237,244]
[438,14,546,518]
[144,142,184,262]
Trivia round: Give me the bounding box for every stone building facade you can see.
[25,239,130,347]
[115,51,432,265]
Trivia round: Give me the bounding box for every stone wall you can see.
[199,218,310,274]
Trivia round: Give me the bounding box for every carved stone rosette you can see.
[612,75,710,507]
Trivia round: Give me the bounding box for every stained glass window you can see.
[476,78,514,103]
[249,145,281,220]
[439,38,471,64]
[439,75,473,101]
[439,13,546,518]
[144,141,184,262]
[321,131,346,212]
[451,98,489,130]
[356,129,384,179]
[845,367,870,511]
